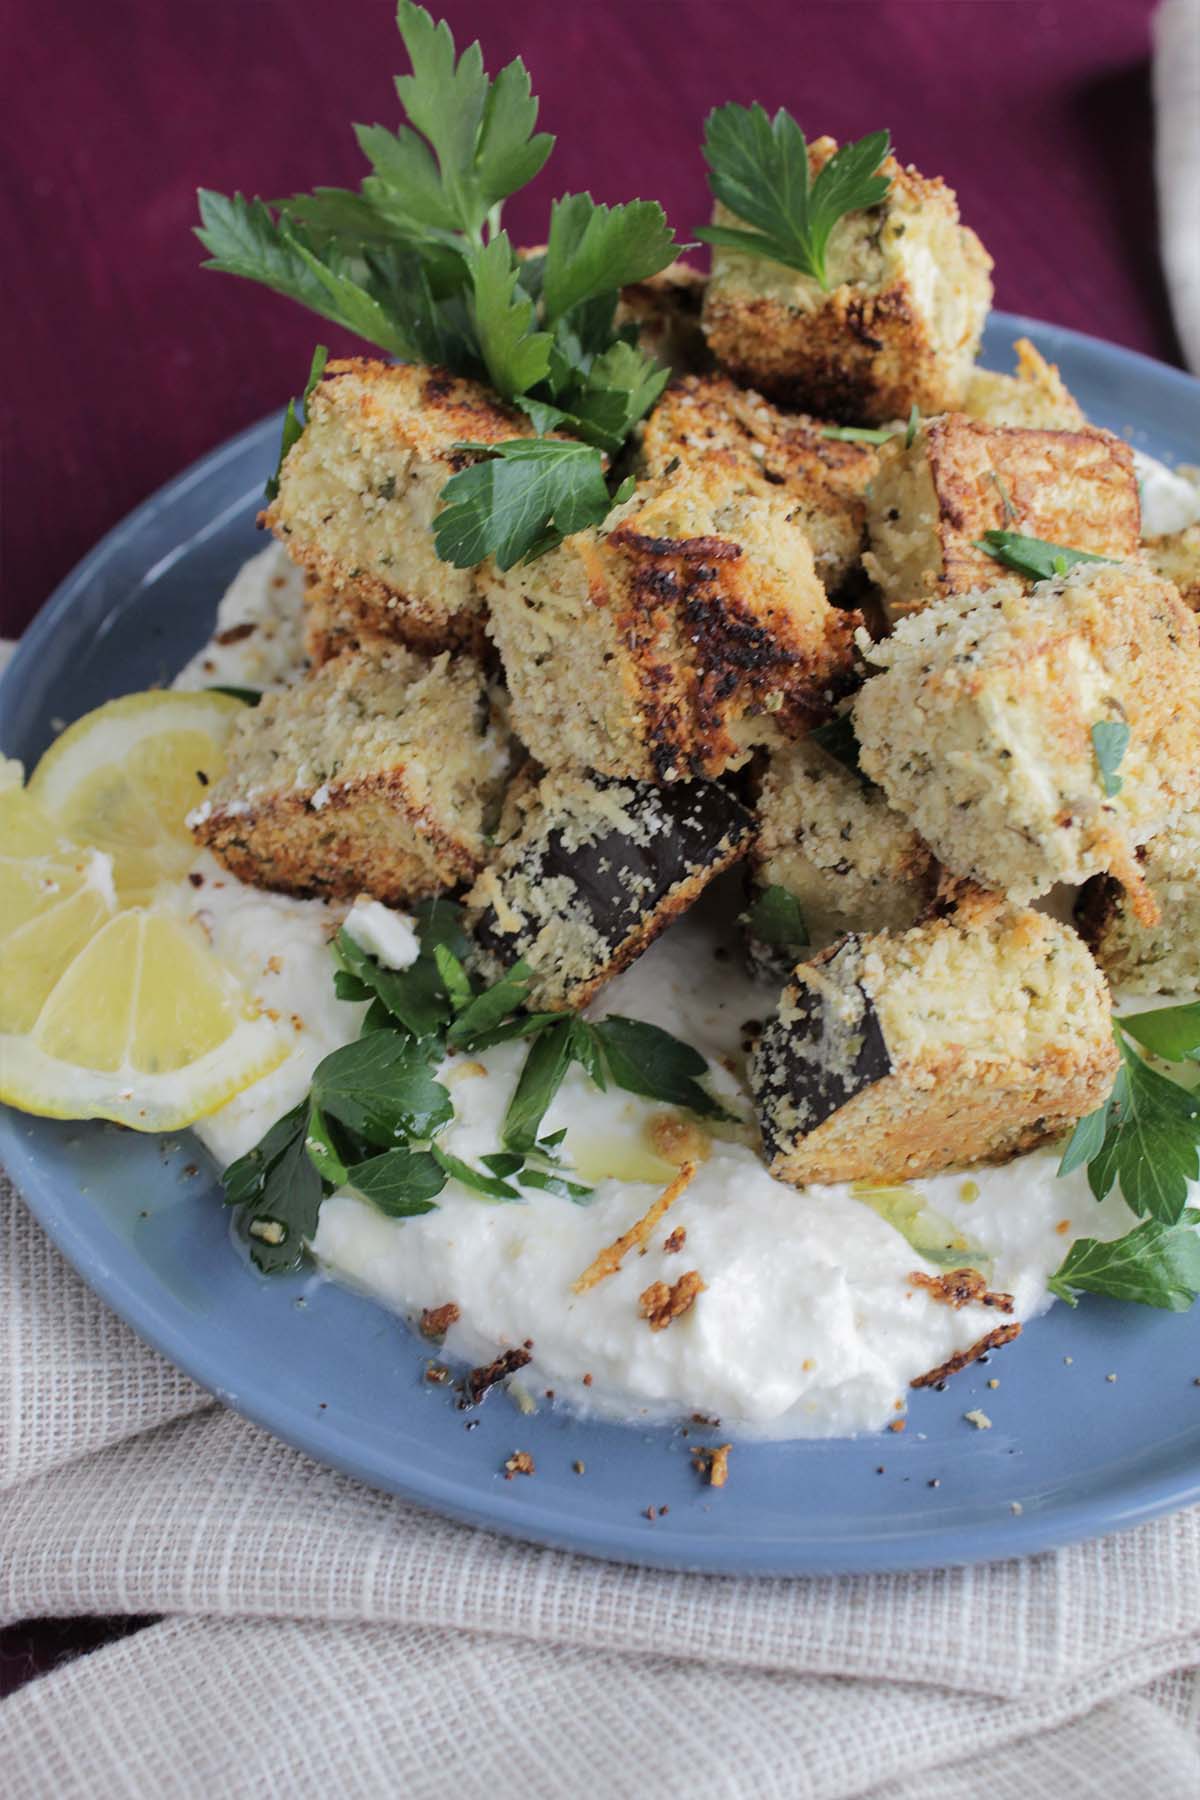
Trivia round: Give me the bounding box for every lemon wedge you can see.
[0,696,289,1131]
[0,907,288,1131]
[27,689,244,902]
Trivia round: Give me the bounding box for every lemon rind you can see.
[0,1018,291,1133]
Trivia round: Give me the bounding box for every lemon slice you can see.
[27,690,244,902]
[0,909,288,1131]
[0,783,118,1032]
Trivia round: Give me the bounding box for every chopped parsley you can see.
[434,441,633,570]
[818,407,917,450]
[1119,1001,1200,1064]
[975,530,1115,583]
[207,685,262,706]
[808,711,864,779]
[820,424,895,445]
[223,1104,325,1275]
[1091,720,1130,797]
[695,105,891,290]
[502,1017,576,1153]
[1049,1213,1200,1313]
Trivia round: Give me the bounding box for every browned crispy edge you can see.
[910,1321,1022,1388]
[262,532,488,657]
[193,769,484,903]
[604,523,859,782]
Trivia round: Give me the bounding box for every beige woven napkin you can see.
[2,1171,1199,1797]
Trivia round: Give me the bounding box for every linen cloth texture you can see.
[1154,0,1200,371]
[2,1173,1199,1797]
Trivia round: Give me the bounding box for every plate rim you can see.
[4,311,1200,1577]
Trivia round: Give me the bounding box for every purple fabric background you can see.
[0,0,1180,1695]
[2,0,1180,640]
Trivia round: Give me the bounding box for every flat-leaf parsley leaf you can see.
[1049,1212,1200,1313]
[433,439,623,569]
[744,885,809,961]
[696,105,891,290]
[1058,1026,1200,1224]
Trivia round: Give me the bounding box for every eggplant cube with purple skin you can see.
[750,894,1118,1187]
[466,767,754,1011]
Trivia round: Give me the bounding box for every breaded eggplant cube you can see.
[189,644,512,903]
[863,414,1141,620]
[263,359,541,655]
[465,768,754,1010]
[1078,805,1200,994]
[1144,521,1200,612]
[639,373,877,594]
[701,138,992,424]
[963,337,1087,432]
[751,893,1119,1185]
[614,261,711,376]
[753,737,936,950]
[483,460,858,784]
[853,562,1200,923]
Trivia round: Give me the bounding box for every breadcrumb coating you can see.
[853,561,1200,921]
[465,767,752,1009]
[702,139,992,423]
[483,458,858,783]
[1144,521,1200,612]
[264,359,539,654]
[752,892,1118,1185]
[963,337,1087,432]
[1078,803,1200,994]
[640,373,877,593]
[863,414,1140,620]
[189,642,512,903]
[753,736,936,948]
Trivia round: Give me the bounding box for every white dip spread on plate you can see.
[1134,449,1200,538]
[174,536,1192,1440]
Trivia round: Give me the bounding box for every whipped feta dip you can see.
[187,873,1139,1438]
[179,533,1194,1440]
[1134,449,1200,538]
[174,543,309,694]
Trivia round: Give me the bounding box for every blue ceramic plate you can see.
[3,314,1200,1576]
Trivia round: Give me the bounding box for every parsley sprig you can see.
[1054,1006,1200,1310]
[197,4,680,561]
[223,904,731,1270]
[695,105,891,290]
